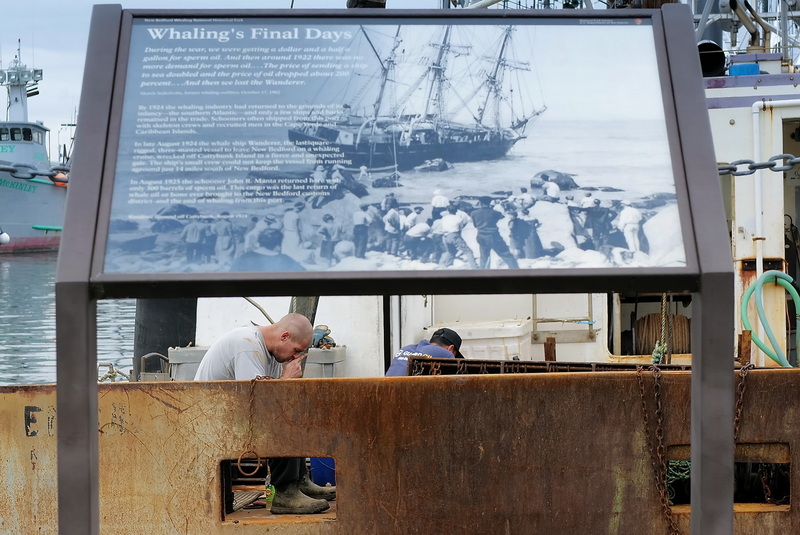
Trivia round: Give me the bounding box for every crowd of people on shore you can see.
[176,173,648,271]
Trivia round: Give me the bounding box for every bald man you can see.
[194,313,335,514]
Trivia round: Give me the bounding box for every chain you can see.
[237,375,271,477]
[635,361,754,524]
[734,363,754,442]
[651,367,680,534]
[637,365,682,535]
[0,162,70,183]
[718,153,800,176]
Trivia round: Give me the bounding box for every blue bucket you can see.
[309,457,336,486]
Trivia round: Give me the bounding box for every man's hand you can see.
[281,353,308,379]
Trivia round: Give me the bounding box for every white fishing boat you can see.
[0,43,68,253]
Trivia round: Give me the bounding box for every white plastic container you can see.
[426,320,533,361]
[168,346,209,381]
[305,346,347,378]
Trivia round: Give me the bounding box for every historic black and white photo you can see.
[104,17,685,274]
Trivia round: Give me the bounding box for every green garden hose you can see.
[741,270,799,367]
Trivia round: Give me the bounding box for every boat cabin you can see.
[0,121,49,164]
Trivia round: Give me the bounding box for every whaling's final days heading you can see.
[146,27,354,43]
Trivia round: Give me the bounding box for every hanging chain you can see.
[0,162,70,183]
[637,365,682,535]
[637,362,758,531]
[718,153,800,176]
[734,363,754,442]
[650,367,680,535]
[237,375,271,477]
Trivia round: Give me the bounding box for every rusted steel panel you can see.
[739,330,752,366]
[2,371,800,534]
[0,385,59,534]
[544,336,556,361]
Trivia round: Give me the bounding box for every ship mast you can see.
[445,25,542,135]
[1,41,43,123]
[354,26,402,150]
[366,26,401,121]
[477,26,513,128]
[422,26,452,126]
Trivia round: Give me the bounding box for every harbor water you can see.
[0,253,136,385]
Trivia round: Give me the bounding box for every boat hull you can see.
[0,174,65,253]
[288,127,520,171]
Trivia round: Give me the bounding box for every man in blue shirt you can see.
[385,327,464,376]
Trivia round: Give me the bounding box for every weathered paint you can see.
[1,371,798,534]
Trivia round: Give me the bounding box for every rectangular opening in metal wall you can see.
[220,457,337,523]
[667,444,790,510]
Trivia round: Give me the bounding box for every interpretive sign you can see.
[104,14,688,274]
[58,9,731,535]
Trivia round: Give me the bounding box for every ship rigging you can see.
[288,23,546,171]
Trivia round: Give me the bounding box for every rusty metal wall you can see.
[0,384,59,534]
[1,371,797,534]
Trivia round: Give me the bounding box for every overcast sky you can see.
[0,1,440,157]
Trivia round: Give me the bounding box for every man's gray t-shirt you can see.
[193,326,283,380]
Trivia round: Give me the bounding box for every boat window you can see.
[11,128,22,141]
[32,130,43,145]
[22,128,33,142]
[0,128,8,141]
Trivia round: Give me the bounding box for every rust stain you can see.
[46,406,56,437]
[138,387,187,413]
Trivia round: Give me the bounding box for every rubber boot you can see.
[299,471,337,501]
[270,481,330,515]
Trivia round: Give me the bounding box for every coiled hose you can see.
[741,270,800,367]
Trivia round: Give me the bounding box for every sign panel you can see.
[104,15,685,274]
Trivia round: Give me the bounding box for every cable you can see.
[243,296,275,324]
